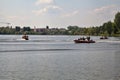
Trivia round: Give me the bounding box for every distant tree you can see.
[15,26,21,31]
[114,12,120,30]
[106,21,114,36]
[112,23,118,34]
[94,27,100,35]
[67,26,80,35]
[23,27,31,31]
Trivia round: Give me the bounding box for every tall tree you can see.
[114,12,120,30]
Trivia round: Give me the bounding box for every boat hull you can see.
[74,40,95,43]
[100,37,108,39]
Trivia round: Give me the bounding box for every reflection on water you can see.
[0,35,120,80]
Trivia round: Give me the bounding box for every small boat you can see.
[100,36,108,39]
[74,39,95,43]
[22,35,29,40]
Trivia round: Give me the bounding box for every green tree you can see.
[106,21,114,36]
[67,26,80,35]
[114,12,120,30]
[23,27,31,31]
[15,26,21,31]
[112,23,118,34]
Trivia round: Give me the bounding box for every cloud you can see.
[90,5,120,16]
[8,16,19,19]
[93,5,116,14]
[89,5,119,20]
[7,16,28,20]
[0,14,6,21]
[32,8,47,15]
[87,4,120,25]
[35,0,54,5]
[33,5,62,16]
[61,10,79,17]
[0,15,28,26]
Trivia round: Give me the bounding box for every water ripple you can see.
[0,49,76,53]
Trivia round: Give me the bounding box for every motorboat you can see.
[74,39,95,43]
[22,35,29,40]
[100,36,108,39]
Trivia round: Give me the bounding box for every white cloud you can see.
[35,0,54,5]
[89,5,119,19]
[0,14,6,21]
[90,5,120,17]
[93,5,116,14]
[61,10,79,17]
[32,8,47,15]
[87,4,120,26]
[33,5,62,16]
[8,16,19,19]
[0,15,29,27]
[7,16,28,21]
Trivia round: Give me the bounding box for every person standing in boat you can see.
[82,37,85,40]
[86,36,90,41]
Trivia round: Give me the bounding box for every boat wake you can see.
[0,38,72,43]
[0,49,75,53]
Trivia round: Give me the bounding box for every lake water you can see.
[0,35,120,80]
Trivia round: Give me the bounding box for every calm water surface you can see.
[0,35,120,80]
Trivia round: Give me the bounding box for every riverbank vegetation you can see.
[0,12,120,36]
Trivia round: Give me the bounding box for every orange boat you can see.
[22,35,29,40]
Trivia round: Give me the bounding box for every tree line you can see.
[0,12,120,36]
[67,12,120,36]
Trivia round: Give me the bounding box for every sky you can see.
[0,0,120,28]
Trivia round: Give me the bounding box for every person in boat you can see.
[104,36,108,39]
[78,37,85,41]
[22,33,29,40]
[86,36,90,41]
[82,37,85,40]
[100,36,103,39]
[100,36,108,39]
